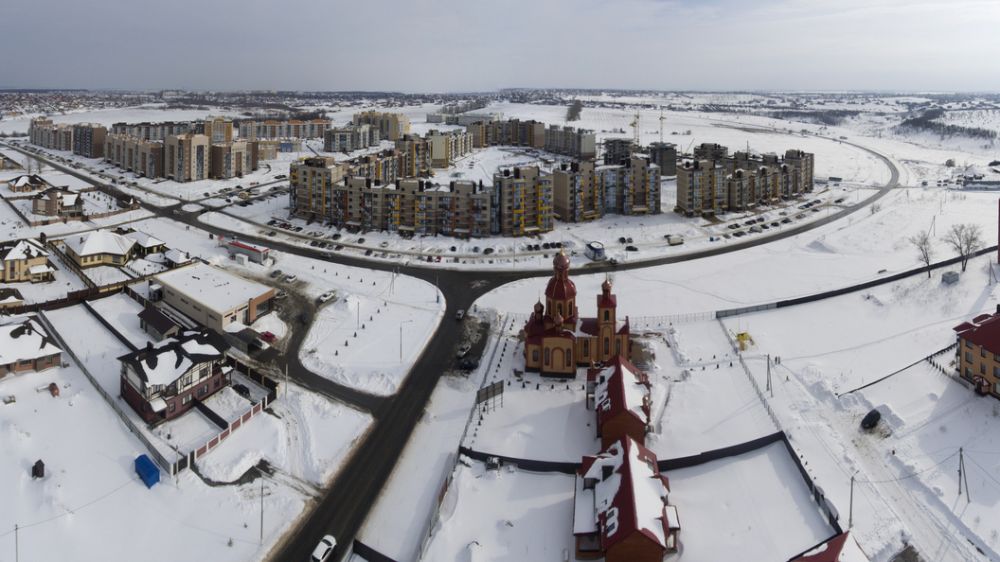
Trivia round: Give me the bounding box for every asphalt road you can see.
[2,135,900,562]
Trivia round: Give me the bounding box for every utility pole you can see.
[284,363,288,400]
[959,448,970,501]
[766,354,772,398]
[259,476,264,546]
[849,475,855,528]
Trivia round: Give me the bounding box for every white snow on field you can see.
[251,313,288,340]
[197,382,372,486]
[666,441,835,562]
[81,264,133,286]
[419,460,575,562]
[87,293,147,347]
[0,363,306,562]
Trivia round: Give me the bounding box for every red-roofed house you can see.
[791,531,851,561]
[953,306,1000,396]
[587,356,652,448]
[523,252,631,376]
[573,437,680,561]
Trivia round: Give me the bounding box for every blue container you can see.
[134,454,161,489]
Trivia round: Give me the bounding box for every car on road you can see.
[365,249,373,256]
[357,238,366,244]
[455,309,465,321]
[311,535,337,561]
[456,344,471,358]
[317,291,335,303]
[380,241,389,248]
[269,270,283,279]
[459,358,479,371]
[275,290,287,300]
[861,408,881,430]
[284,274,297,282]
[625,245,638,252]
[259,331,277,343]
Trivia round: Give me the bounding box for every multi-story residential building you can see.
[71,123,107,158]
[602,138,636,165]
[647,141,677,176]
[164,133,210,182]
[32,187,84,218]
[544,125,597,159]
[692,142,730,162]
[105,134,165,178]
[289,156,349,221]
[611,154,660,215]
[0,238,52,283]
[28,118,74,151]
[427,129,473,168]
[467,118,545,149]
[351,111,410,141]
[349,150,399,186]
[323,124,380,153]
[784,148,815,195]
[202,116,234,144]
[675,159,722,216]
[111,121,191,141]
[394,134,432,178]
[492,166,553,236]
[553,160,602,222]
[238,118,331,140]
[209,140,255,179]
[119,328,231,423]
[953,308,1000,397]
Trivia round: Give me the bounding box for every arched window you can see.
[604,310,610,322]
[615,340,621,355]
[557,302,563,315]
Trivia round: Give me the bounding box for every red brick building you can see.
[119,329,232,424]
[573,437,680,561]
[953,307,1000,397]
[523,252,631,376]
[587,356,652,449]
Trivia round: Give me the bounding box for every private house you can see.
[523,253,631,376]
[573,437,680,561]
[0,289,25,311]
[4,174,50,193]
[32,187,84,217]
[63,229,136,268]
[153,262,274,332]
[587,356,652,449]
[791,532,852,562]
[118,329,231,424]
[0,315,62,377]
[0,238,53,283]
[137,306,181,341]
[953,306,1000,396]
[122,230,166,257]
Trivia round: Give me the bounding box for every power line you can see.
[854,450,959,485]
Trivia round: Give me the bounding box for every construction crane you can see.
[658,107,666,143]
[630,110,640,147]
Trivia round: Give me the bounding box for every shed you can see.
[942,271,960,285]
[134,454,160,489]
[32,459,44,479]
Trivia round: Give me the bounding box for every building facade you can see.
[467,118,545,149]
[544,125,597,159]
[165,133,210,182]
[29,118,74,151]
[72,123,108,158]
[351,111,410,141]
[154,262,274,332]
[238,118,331,140]
[427,129,473,168]
[647,141,677,176]
[202,116,234,144]
[111,121,191,141]
[209,140,254,179]
[32,187,84,217]
[0,315,62,377]
[954,308,1000,397]
[603,138,635,166]
[323,124,380,152]
[493,166,554,236]
[0,239,52,283]
[63,229,136,268]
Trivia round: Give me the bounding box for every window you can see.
[532,350,539,363]
[197,385,207,397]
[966,351,973,363]
[182,395,192,405]
[582,340,589,356]
[544,348,551,365]
[168,403,175,413]
[982,347,988,358]
[604,339,609,355]
[565,350,572,367]
[981,364,987,375]
[604,311,609,322]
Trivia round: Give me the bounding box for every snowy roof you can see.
[791,531,851,562]
[955,311,1000,354]
[64,229,135,258]
[118,329,229,387]
[7,174,48,189]
[124,230,165,249]
[0,238,48,262]
[154,262,273,316]
[227,239,269,254]
[575,437,672,551]
[0,315,62,366]
[592,356,651,429]
[164,248,190,264]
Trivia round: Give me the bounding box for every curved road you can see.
[2,133,900,562]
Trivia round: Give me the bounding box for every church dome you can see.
[546,275,577,300]
[534,301,544,314]
[553,250,570,271]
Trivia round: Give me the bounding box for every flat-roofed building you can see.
[553,160,602,222]
[202,116,234,144]
[351,111,410,141]
[289,156,349,222]
[427,129,473,168]
[545,125,597,159]
[154,262,274,332]
[111,121,191,141]
[239,118,331,140]
[492,166,553,236]
[602,138,635,166]
[394,135,431,177]
[648,141,677,176]
[324,124,380,152]
[209,140,254,179]
[72,123,107,158]
[165,133,210,182]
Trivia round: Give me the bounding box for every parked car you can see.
[284,274,297,282]
[317,291,335,304]
[259,331,277,343]
[269,269,283,279]
[365,249,373,256]
[455,309,466,321]
[459,358,479,371]
[861,409,881,430]
[357,238,366,244]
[625,245,638,252]
[275,290,287,300]
[311,536,337,562]
[456,344,471,358]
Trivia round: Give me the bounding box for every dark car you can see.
[365,249,373,256]
[618,237,627,244]
[625,245,638,252]
[459,358,479,371]
[861,409,881,430]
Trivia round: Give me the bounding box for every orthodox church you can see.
[523,251,631,376]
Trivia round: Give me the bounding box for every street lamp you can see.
[399,319,414,362]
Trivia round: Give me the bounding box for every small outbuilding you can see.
[31,459,45,479]
[134,455,160,489]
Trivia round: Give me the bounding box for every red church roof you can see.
[954,310,1000,355]
[592,356,650,430]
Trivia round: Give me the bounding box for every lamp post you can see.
[400,319,414,362]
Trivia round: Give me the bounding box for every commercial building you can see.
[0,315,62,377]
[352,111,410,141]
[118,329,231,423]
[164,133,210,182]
[209,140,254,179]
[239,118,331,140]
[153,262,275,332]
[647,141,677,176]
[602,138,636,166]
[63,229,136,268]
[226,239,270,264]
[492,166,553,236]
[72,123,107,158]
[427,129,473,168]
[0,238,52,283]
[323,124,380,153]
[522,256,631,376]
[954,307,1000,397]
[544,125,597,159]
[573,437,680,561]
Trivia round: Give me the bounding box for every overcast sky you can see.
[4,0,1000,92]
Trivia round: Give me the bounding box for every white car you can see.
[317,291,335,304]
[311,535,337,562]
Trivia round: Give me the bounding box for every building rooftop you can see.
[118,329,229,388]
[0,238,48,262]
[0,315,61,365]
[64,229,135,258]
[154,262,272,317]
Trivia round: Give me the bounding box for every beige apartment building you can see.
[210,140,254,179]
[111,121,191,141]
[350,150,399,185]
[492,166,553,236]
[553,160,602,222]
[324,124,380,152]
[394,135,431,178]
[29,118,74,151]
[552,155,661,220]
[239,118,331,140]
[351,111,410,141]
[72,123,107,158]
[544,125,597,159]
[289,156,349,221]
[467,118,545,149]
[203,116,235,144]
[105,134,165,178]
[165,133,211,182]
[427,129,473,168]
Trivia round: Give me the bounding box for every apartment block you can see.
[239,118,331,140]
[602,138,636,165]
[427,129,473,168]
[164,133,210,182]
[553,160,602,222]
[349,150,399,185]
[544,125,597,159]
[467,118,545,149]
[29,118,74,151]
[111,121,191,141]
[648,141,678,176]
[323,124,380,152]
[676,159,723,216]
[71,123,107,158]
[351,111,410,141]
[202,116,234,144]
[210,140,255,179]
[492,166,553,236]
[394,135,432,178]
[106,134,165,178]
[289,156,349,221]
[693,142,729,162]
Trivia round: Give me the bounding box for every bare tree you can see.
[909,231,934,277]
[943,223,984,272]
[566,100,583,122]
